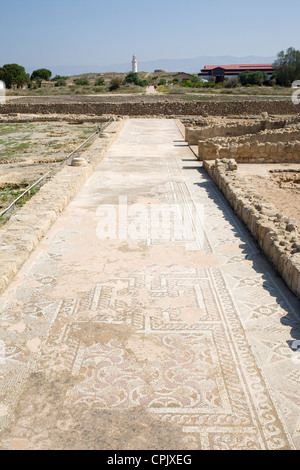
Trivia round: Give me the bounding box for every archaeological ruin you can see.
[0,95,300,450]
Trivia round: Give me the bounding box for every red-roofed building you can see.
[198,64,274,82]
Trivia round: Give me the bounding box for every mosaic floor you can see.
[0,119,299,450]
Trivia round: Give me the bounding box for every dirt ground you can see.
[237,163,300,226]
[0,120,99,215]
[5,93,292,104]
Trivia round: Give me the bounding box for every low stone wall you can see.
[1,99,300,117]
[199,126,300,163]
[0,119,126,296]
[186,120,261,145]
[0,113,115,123]
[186,116,297,145]
[204,158,300,299]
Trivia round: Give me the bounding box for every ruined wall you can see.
[186,120,264,145]
[186,116,298,145]
[1,100,300,117]
[198,126,300,163]
[204,158,300,299]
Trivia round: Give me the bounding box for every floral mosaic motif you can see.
[65,333,224,412]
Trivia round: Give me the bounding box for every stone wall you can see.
[198,125,300,163]
[0,119,126,296]
[204,158,300,299]
[0,113,114,123]
[1,99,300,117]
[186,116,297,145]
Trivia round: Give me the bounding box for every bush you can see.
[52,75,68,81]
[124,72,147,87]
[192,80,204,88]
[203,81,216,88]
[158,85,169,93]
[224,77,240,88]
[55,80,67,87]
[181,78,204,88]
[138,79,148,87]
[158,78,167,86]
[109,78,122,91]
[95,78,105,86]
[239,70,268,86]
[73,78,89,86]
[181,80,193,87]
[125,72,139,85]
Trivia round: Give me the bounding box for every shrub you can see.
[181,78,203,88]
[190,74,200,83]
[182,80,193,87]
[95,78,105,86]
[125,72,139,85]
[73,78,89,86]
[55,80,67,87]
[203,81,216,88]
[138,79,148,87]
[158,85,169,93]
[124,72,147,87]
[52,75,68,81]
[239,70,268,86]
[224,77,240,88]
[109,78,122,91]
[192,80,204,88]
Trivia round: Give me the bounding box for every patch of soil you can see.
[247,171,300,226]
[0,120,99,220]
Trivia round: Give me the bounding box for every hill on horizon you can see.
[26,55,276,77]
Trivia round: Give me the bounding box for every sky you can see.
[0,0,299,69]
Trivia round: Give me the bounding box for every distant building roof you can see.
[173,72,192,78]
[199,64,274,79]
[201,64,273,71]
[199,64,274,76]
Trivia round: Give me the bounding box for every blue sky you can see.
[0,0,299,68]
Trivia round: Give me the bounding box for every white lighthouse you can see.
[132,55,138,73]
[0,81,5,105]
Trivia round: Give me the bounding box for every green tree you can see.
[0,64,29,89]
[124,72,147,87]
[273,47,300,86]
[30,68,52,81]
[239,70,268,86]
[52,75,68,81]
[125,72,140,85]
